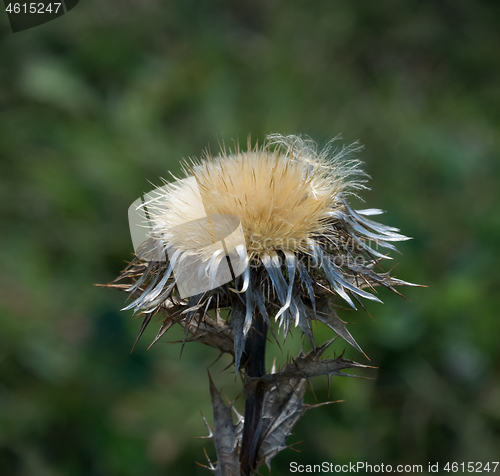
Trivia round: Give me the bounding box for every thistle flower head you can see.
[187,135,365,257]
[112,134,417,370]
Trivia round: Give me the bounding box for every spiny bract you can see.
[111,134,417,370]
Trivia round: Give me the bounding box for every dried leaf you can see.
[180,315,235,357]
[245,342,373,395]
[257,377,308,469]
[315,299,368,359]
[250,342,374,470]
[208,373,241,476]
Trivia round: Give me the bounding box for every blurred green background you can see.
[1,1,500,475]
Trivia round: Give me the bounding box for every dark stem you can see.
[239,314,268,476]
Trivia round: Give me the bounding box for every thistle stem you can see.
[239,314,268,476]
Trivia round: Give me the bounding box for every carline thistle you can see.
[103,134,419,476]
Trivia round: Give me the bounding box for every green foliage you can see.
[1,1,500,474]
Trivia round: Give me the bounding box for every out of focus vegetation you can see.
[1,1,500,475]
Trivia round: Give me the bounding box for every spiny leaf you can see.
[314,299,368,359]
[246,344,374,471]
[179,314,235,358]
[257,378,308,469]
[244,342,374,397]
[208,372,241,476]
